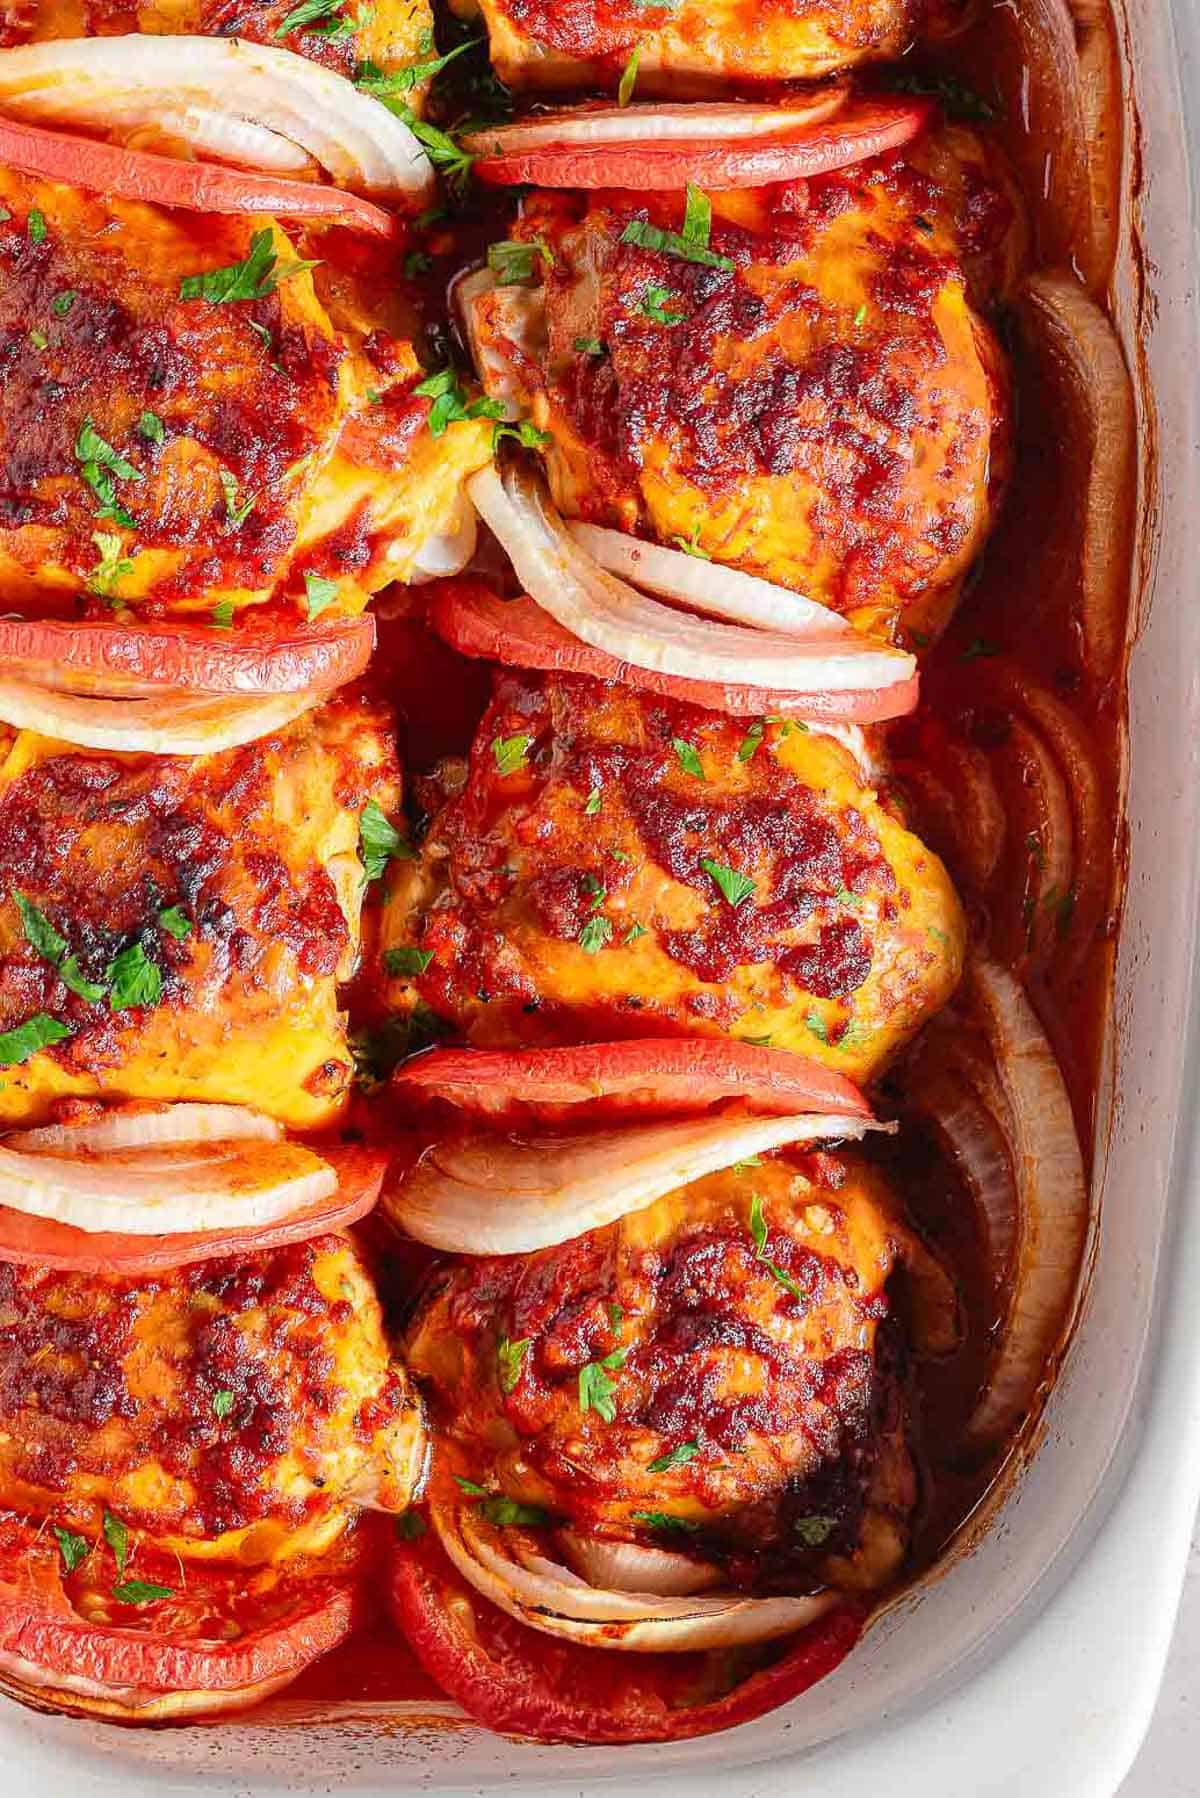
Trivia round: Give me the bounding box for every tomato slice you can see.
[390,1532,863,1745]
[0,1511,368,1720]
[0,1142,388,1273]
[0,610,375,698]
[0,114,397,238]
[394,1039,871,1126]
[430,581,920,723]
[471,99,931,192]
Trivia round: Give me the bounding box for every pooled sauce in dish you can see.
[0,0,1133,1749]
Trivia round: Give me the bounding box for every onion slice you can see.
[435,1502,833,1652]
[964,957,1088,1444]
[566,523,843,638]
[391,1111,884,1254]
[0,36,433,203]
[0,679,316,755]
[393,1038,870,1124]
[461,92,849,154]
[560,1534,721,1597]
[0,1133,339,1236]
[467,465,915,701]
[431,581,919,722]
[7,1102,279,1154]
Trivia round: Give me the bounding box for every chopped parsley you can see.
[793,1514,837,1548]
[29,328,46,350]
[738,721,766,762]
[578,1346,628,1422]
[106,942,162,1011]
[14,891,66,967]
[731,1155,763,1172]
[50,289,77,318]
[384,945,434,977]
[631,1511,699,1534]
[487,237,552,286]
[574,336,604,355]
[0,1012,71,1066]
[53,1524,89,1574]
[179,229,317,304]
[274,0,343,35]
[852,302,868,327]
[885,68,999,122]
[89,531,135,601]
[219,469,255,528]
[638,282,685,325]
[578,914,613,955]
[454,1476,489,1497]
[805,1010,829,1044]
[212,1389,235,1419]
[620,183,733,272]
[623,920,647,944]
[479,1496,551,1527]
[102,1510,129,1576]
[584,786,603,815]
[303,572,339,620]
[617,41,642,106]
[359,799,411,882]
[158,906,192,940]
[671,737,705,779]
[491,417,551,453]
[492,733,532,776]
[75,418,142,528]
[404,249,433,279]
[354,36,479,99]
[112,1580,175,1606]
[26,209,45,245]
[211,599,235,630]
[395,1508,427,1540]
[414,365,503,436]
[672,524,710,558]
[749,1192,809,1302]
[700,857,755,908]
[497,1334,532,1395]
[136,409,164,444]
[647,1441,700,1474]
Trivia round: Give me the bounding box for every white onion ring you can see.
[435,1501,832,1652]
[391,1111,883,1254]
[0,1135,337,1235]
[0,36,433,202]
[7,1102,280,1155]
[560,1532,722,1597]
[0,679,316,755]
[461,91,848,155]
[467,464,915,696]
[566,522,845,639]
[964,957,1088,1444]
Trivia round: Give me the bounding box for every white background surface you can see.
[1120,1519,1200,1795]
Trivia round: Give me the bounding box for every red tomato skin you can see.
[0,115,397,236]
[0,1144,388,1274]
[430,581,920,723]
[390,1533,864,1745]
[393,1038,871,1124]
[0,613,375,698]
[473,100,932,191]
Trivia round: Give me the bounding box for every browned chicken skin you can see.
[406,1149,924,1591]
[0,691,399,1128]
[381,668,964,1083]
[465,128,1019,644]
[0,1234,426,1564]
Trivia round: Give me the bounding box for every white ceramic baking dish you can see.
[1,0,1194,1791]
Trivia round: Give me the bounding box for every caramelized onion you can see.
[434,1501,833,1652]
[963,957,1088,1444]
[1018,273,1135,686]
[390,1111,884,1254]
